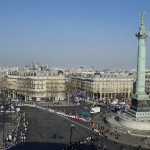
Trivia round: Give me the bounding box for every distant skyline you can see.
[0,0,150,69]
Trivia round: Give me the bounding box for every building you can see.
[71,71,134,101]
[4,63,150,104]
[5,63,66,101]
[0,66,18,99]
[145,73,150,95]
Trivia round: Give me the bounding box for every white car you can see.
[111,99,118,105]
[90,107,100,114]
[119,101,125,105]
[76,103,80,105]
[1,110,15,113]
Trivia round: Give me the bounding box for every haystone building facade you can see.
[145,73,150,95]
[3,62,150,104]
[5,63,66,101]
[71,72,134,101]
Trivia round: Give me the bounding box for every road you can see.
[14,104,150,150]
[15,107,93,150]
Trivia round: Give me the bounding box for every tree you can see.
[17,76,31,101]
[46,79,57,102]
[0,77,6,100]
[0,76,10,102]
[65,79,73,104]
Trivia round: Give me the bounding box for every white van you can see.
[119,101,125,105]
[111,99,118,105]
[90,107,100,114]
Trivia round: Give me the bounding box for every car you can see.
[111,99,118,105]
[80,111,89,117]
[90,107,100,114]
[76,103,80,105]
[119,101,125,105]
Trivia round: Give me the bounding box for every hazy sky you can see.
[0,0,150,69]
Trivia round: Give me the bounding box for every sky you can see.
[0,0,150,69]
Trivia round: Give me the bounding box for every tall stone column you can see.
[133,12,149,100]
[136,22,147,94]
[128,13,150,117]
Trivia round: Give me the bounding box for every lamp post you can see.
[99,100,102,117]
[2,103,7,149]
[9,96,12,123]
[2,105,5,149]
[70,124,75,150]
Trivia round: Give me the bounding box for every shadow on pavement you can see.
[15,142,65,150]
[14,142,98,150]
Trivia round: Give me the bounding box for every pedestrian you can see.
[116,135,119,142]
[98,146,101,150]
[21,136,23,142]
[138,144,142,149]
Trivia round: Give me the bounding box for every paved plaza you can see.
[10,102,150,150]
[0,112,18,149]
[15,106,93,150]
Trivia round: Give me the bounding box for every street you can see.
[15,106,93,150]
[14,104,150,150]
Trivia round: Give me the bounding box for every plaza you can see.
[11,102,150,150]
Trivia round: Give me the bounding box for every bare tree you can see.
[25,77,32,101]
[18,76,31,102]
[0,76,11,102]
[0,77,6,101]
[65,79,74,104]
[50,81,57,102]
[16,78,25,101]
[71,75,79,93]
[84,80,91,102]
[46,80,57,102]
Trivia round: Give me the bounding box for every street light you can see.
[70,124,75,150]
[2,105,5,149]
[1,103,7,149]
[9,97,12,123]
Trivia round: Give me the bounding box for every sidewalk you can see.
[23,100,75,107]
[93,114,150,149]
[0,112,17,149]
[20,102,150,149]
